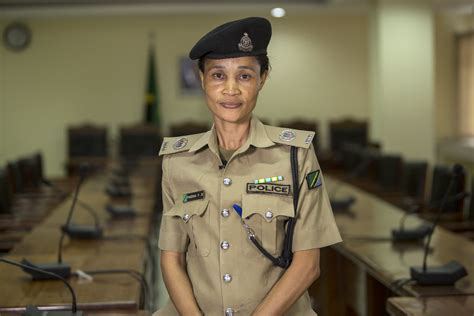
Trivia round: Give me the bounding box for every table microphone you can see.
[391,191,469,241]
[410,164,468,285]
[21,165,87,280]
[41,178,104,239]
[59,165,103,239]
[110,174,130,187]
[105,202,137,218]
[0,257,82,315]
[105,183,132,198]
[330,152,375,210]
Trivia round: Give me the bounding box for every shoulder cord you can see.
[249,146,299,269]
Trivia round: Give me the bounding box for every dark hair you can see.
[198,54,270,76]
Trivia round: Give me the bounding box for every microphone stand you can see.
[43,178,103,239]
[391,191,469,242]
[410,164,468,285]
[0,257,82,315]
[21,170,87,280]
[330,152,375,210]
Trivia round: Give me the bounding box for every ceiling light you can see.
[271,7,286,18]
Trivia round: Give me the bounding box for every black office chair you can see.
[468,178,474,222]
[376,154,403,190]
[68,123,108,158]
[67,123,108,175]
[401,161,428,200]
[6,161,24,194]
[169,121,210,137]
[341,143,363,174]
[0,169,13,215]
[428,165,465,215]
[329,118,368,155]
[119,124,162,158]
[18,156,42,189]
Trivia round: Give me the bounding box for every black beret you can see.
[189,17,272,60]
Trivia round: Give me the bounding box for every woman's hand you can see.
[161,250,203,315]
[251,249,320,315]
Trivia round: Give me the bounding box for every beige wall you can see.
[370,0,436,161]
[0,13,370,177]
[435,13,458,142]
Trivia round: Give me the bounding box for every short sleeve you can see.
[158,155,189,252]
[292,145,342,251]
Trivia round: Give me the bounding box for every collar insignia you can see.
[173,137,188,150]
[279,129,296,142]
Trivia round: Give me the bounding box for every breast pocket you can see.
[241,194,294,258]
[164,198,211,257]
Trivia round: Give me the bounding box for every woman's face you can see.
[200,56,267,125]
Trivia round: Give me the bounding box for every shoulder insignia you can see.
[159,132,207,156]
[264,125,315,149]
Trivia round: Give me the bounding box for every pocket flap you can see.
[242,194,294,222]
[164,198,210,222]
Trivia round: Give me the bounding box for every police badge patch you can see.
[306,170,322,190]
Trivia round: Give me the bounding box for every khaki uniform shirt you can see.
[155,118,341,316]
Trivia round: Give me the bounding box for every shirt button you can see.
[182,214,190,223]
[223,178,232,186]
[225,308,234,316]
[221,241,230,250]
[265,211,273,220]
[221,209,230,217]
[223,273,232,283]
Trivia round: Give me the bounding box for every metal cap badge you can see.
[238,32,253,52]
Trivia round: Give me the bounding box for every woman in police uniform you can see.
[155,17,341,316]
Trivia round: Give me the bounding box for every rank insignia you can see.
[305,133,314,145]
[306,170,322,190]
[182,190,205,203]
[160,141,168,152]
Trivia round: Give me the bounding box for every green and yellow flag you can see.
[144,47,159,125]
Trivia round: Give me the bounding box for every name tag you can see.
[246,183,290,196]
[183,190,205,203]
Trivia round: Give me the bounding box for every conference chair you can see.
[6,161,24,194]
[18,156,42,189]
[329,118,368,155]
[469,178,474,222]
[67,123,108,175]
[0,168,13,215]
[119,123,161,159]
[401,161,428,200]
[423,165,466,221]
[376,154,403,191]
[169,121,209,137]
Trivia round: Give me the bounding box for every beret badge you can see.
[238,32,253,52]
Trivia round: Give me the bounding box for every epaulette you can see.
[264,125,315,149]
[159,133,207,156]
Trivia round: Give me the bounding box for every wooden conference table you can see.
[0,163,159,315]
[310,176,474,316]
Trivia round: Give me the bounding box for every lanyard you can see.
[233,146,299,269]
